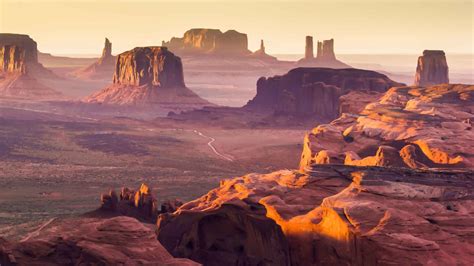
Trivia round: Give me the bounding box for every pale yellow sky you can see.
[0,0,472,55]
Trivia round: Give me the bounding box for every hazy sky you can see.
[0,0,472,55]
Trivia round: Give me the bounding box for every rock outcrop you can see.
[163,28,251,56]
[414,50,449,86]
[0,216,199,265]
[251,39,277,61]
[300,84,474,169]
[297,36,350,68]
[86,47,209,106]
[0,34,60,98]
[74,38,116,79]
[305,36,314,59]
[245,67,403,121]
[156,165,474,265]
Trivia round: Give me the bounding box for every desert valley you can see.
[0,0,473,265]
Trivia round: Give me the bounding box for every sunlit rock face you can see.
[113,47,185,87]
[0,45,26,74]
[163,28,251,56]
[245,67,403,121]
[156,165,474,265]
[0,216,199,265]
[300,84,474,170]
[414,50,449,86]
[86,47,209,106]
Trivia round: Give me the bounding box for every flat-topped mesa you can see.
[305,36,314,59]
[245,67,403,121]
[112,46,185,88]
[163,28,251,56]
[414,50,449,86]
[0,45,26,74]
[0,33,38,63]
[317,39,336,60]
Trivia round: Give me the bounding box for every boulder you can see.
[414,50,449,86]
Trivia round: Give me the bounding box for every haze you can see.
[0,0,472,56]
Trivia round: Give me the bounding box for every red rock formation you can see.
[157,165,474,265]
[251,39,277,61]
[86,47,209,106]
[414,50,449,86]
[0,216,199,265]
[0,34,61,98]
[0,45,26,74]
[245,67,403,121]
[163,28,251,56]
[74,38,116,80]
[297,37,350,68]
[300,84,474,169]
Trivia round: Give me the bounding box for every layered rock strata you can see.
[300,84,474,169]
[157,165,474,265]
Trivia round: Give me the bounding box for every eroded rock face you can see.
[86,47,209,106]
[163,28,251,56]
[157,165,474,265]
[414,50,449,86]
[245,67,403,121]
[300,84,474,169]
[0,33,38,63]
[251,39,277,61]
[0,45,26,74]
[0,216,199,265]
[113,47,185,87]
[73,38,116,79]
[297,37,350,68]
[157,204,290,266]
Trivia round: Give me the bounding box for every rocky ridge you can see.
[300,84,474,169]
[245,67,403,121]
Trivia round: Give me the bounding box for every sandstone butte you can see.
[0,33,61,98]
[245,67,403,121]
[297,36,351,68]
[85,46,210,106]
[415,50,449,87]
[300,84,474,170]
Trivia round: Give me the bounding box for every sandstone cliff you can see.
[163,28,251,56]
[86,46,209,106]
[245,67,403,121]
[157,165,474,265]
[414,50,449,86]
[297,36,350,68]
[300,84,474,169]
[0,34,60,98]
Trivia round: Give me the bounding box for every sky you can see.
[0,0,472,56]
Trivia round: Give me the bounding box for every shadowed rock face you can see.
[163,28,251,56]
[316,39,335,60]
[245,67,403,120]
[300,84,474,170]
[0,45,26,74]
[113,47,185,87]
[0,216,199,265]
[0,34,38,63]
[298,37,350,68]
[157,165,474,265]
[414,50,449,86]
[157,204,290,266]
